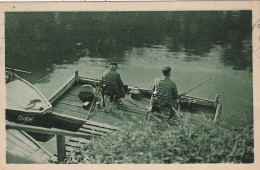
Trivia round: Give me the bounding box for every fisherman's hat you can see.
[161,66,172,72]
[109,62,118,67]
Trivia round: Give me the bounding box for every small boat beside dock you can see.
[5,70,52,125]
[6,122,53,164]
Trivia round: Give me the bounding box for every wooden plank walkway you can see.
[52,83,149,127]
[51,81,216,128]
[66,120,118,149]
[51,120,118,163]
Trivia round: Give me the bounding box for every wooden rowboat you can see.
[6,121,53,164]
[5,71,52,124]
[48,71,222,128]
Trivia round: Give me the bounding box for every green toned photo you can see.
[5,11,253,164]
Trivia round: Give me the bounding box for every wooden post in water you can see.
[214,94,220,108]
[75,70,79,83]
[9,70,14,82]
[56,135,66,163]
[213,94,222,123]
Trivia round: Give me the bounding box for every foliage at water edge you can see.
[64,118,253,164]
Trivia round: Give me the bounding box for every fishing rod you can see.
[5,67,32,74]
[216,107,252,124]
[150,77,214,103]
[185,77,214,95]
[170,77,213,118]
[79,76,116,85]
[170,77,214,105]
[145,77,214,122]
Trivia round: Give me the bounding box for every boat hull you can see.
[6,128,52,163]
[6,72,52,125]
[6,108,52,126]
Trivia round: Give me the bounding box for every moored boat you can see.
[6,121,53,164]
[5,69,52,125]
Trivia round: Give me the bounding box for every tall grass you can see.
[64,118,253,164]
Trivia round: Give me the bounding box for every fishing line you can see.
[207,88,219,99]
[216,107,253,124]
[230,120,253,132]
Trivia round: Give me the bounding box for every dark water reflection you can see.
[6,11,252,72]
[5,11,252,126]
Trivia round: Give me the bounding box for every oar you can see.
[5,67,32,74]
[86,85,102,120]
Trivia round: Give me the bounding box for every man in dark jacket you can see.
[149,66,184,120]
[102,62,127,102]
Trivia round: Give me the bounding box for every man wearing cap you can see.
[102,62,127,102]
[149,66,183,120]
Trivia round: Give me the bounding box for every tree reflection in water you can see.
[5,11,252,73]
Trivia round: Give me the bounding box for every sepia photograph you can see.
[1,2,257,167]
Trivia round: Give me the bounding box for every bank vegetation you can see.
[64,117,253,164]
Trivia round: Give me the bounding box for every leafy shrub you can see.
[64,118,253,164]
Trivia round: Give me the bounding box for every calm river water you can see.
[18,44,252,127]
[6,12,253,127]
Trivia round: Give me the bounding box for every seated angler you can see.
[102,62,127,102]
[148,66,184,120]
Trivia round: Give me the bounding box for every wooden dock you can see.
[50,120,119,163]
[63,120,118,157]
[6,71,220,163]
[50,82,217,128]
[51,85,142,127]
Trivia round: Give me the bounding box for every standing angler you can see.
[102,62,127,102]
[148,66,184,120]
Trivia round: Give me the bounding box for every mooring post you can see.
[214,94,220,108]
[75,70,79,83]
[213,94,222,123]
[56,135,66,163]
[9,69,14,82]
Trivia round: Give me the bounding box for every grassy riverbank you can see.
[64,118,253,164]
